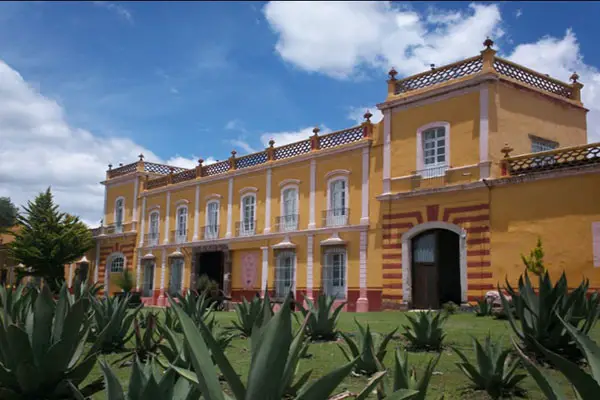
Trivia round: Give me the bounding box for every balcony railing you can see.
[414,164,448,179]
[276,214,299,232]
[503,142,600,176]
[236,220,257,237]
[144,232,159,247]
[100,222,133,235]
[201,225,220,240]
[322,208,349,227]
[170,230,188,244]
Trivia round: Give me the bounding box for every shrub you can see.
[338,318,398,376]
[297,293,345,341]
[229,293,273,337]
[376,349,438,400]
[115,268,135,293]
[514,314,600,399]
[475,298,492,317]
[0,283,103,399]
[90,293,142,353]
[442,301,459,315]
[453,334,527,399]
[521,237,545,276]
[164,289,215,333]
[500,270,599,363]
[402,311,447,351]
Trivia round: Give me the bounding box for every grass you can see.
[89,309,599,399]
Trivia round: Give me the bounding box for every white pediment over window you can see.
[272,235,296,249]
[320,232,347,246]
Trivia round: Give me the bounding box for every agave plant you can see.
[90,293,142,353]
[0,283,104,399]
[297,293,345,341]
[229,292,273,337]
[376,350,439,400]
[114,311,163,366]
[402,311,447,351]
[168,292,387,400]
[101,356,197,400]
[514,314,600,400]
[500,270,600,363]
[338,318,398,376]
[164,289,216,333]
[475,298,492,317]
[0,283,37,323]
[453,335,526,399]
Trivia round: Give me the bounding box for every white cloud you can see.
[515,9,522,18]
[93,1,133,23]
[0,60,195,227]
[347,107,383,125]
[260,126,332,147]
[263,1,502,78]
[225,119,244,131]
[229,139,257,154]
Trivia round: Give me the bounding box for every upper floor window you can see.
[175,206,188,243]
[114,197,124,232]
[280,186,299,232]
[240,194,256,236]
[110,255,124,273]
[326,178,348,227]
[531,136,558,153]
[148,211,160,246]
[205,201,220,240]
[417,123,449,178]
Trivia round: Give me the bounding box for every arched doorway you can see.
[402,222,466,309]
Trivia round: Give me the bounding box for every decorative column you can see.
[360,146,370,225]
[305,235,314,306]
[193,184,200,241]
[132,177,139,231]
[135,249,142,292]
[163,191,171,244]
[103,256,109,298]
[138,197,146,247]
[264,168,272,233]
[158,249,167,306]
[94,241,100,283]
[479,85,490,179]
[382,109,391,194]
[68,263,74,288]
[356,230,369,312]
[226,178,233,238]
[308,159,316,229]
[260,246,268,295]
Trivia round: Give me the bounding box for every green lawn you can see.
[89,310,598,399]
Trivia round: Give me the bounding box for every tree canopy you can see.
[9,188,93,292]
[0,197,18,234]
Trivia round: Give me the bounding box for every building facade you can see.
[69,39,600,310]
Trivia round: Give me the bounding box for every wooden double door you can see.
[411,229,461,309]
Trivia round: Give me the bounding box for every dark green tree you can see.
[0,196,18,233]
[9,187,93,292]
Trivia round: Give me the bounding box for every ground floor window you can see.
[169,258,184,296]
[142,261,155,297]
[323,247,346,299]
[275,250,295,299]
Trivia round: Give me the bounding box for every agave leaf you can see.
[32,284,55,365]
[295,357,356,400]
[558,314,600,382]
[52,284,69,344]
[338,331,360,358]
[99,359,126,400]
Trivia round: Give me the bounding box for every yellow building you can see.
[69,38,600,310]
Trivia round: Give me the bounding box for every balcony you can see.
[322,209,349,228]
[276,214,299,232]
[99,222,133,236]
[144,233,159,247]
[236,220,257,237]
[201,225,220,240]
[170,230,188,244]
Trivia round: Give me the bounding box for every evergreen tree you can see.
[0,197,18,233]
[9,188,93,292]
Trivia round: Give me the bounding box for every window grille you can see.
[322,248,346,299]
[110,256,124,273]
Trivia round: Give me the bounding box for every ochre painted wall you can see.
[105,181,136,225]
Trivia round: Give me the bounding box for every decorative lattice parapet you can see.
[144,162,186,175]
[502,142,600,176]
[274,139,311,160]
[319,126,364,149]
[146,175,170,190]
[171,168,196,184]
[235,151,269,169]
[106,162,137,178]
[202,160,230,176]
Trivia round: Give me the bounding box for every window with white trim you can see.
[110,256,124,273]
[241,194,256,235]
[205,201,220,239]
[148,211,160,245]
[422,126,447,170]
[115,198,124,232]
[281,187,298,231]
[169,258,184,295]
[530,136,559,167]
[323,247,346,299]
[275,250,295,298]
[176,206,188,242]
[328,179,347,226]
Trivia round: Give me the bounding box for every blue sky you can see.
[1,1,599,224]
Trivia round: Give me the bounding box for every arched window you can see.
[280,186,299,232]
[417,122,450,178]
[323,247,346,299]
[205,201,220,240]
[175,206,188,243]
[239,194,256,236]
[110,255,125,273]
[148,211,160,246]
[275,250,295,299]
[114,197,124,233]
[327,178,348,227]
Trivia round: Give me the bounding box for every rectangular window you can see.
[148,213,159,245]
[422,127,446,167]
[241,195,256,235]
[323,248,346,299]
[142,261,154,297]
[282,188,298,231]
[176,207,187,243]
[328,179,347,226]
[206,202,219,239]
[169,258,184,296]
[275,251,295,298]
[530,136,559,168]
[115,199,124,233]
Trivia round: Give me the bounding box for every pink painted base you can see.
[356,297,369,312]
[156,294,166,307]
[332,299,348,312]
[141,297,154,306]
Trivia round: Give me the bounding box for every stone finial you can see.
[198,158,204,165]
[231,150,237,157]
[388,67,398,81]
[312,126,320,136]
[363,110,373,123]
[119,163,123,167]
[269,139,275,147]
[138,153,144,161]
[483,37,494,49]
[570,72,580,83]
[108,163,112,170]
[501,143,514,159]
[430,64,435,71]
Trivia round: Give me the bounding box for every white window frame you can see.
[168,257,184,296]
[530,135,559,168]
[142,260,155,297]
[114,197,125,233]
[108,252,126,273]
[280,184,299,232]
[205,200,220,240]
[175,205,188,244]
[326,175,349,227]
[240,193,257,236]
[416,122,450,178]
[274,250,296,299]
[148,210,160,246]
[322,247,347,299]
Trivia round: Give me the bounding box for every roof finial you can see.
[363,110,373,123]
[198,158,204,165]
[570,71,580,83]
[268,139,275,147]
[108,163,112,170]
[231,150,237,157]
[430,64,435,71]
[138,153,144,161]
[388,67,398,81]
[483,37,494,49]
[312,126,320,136]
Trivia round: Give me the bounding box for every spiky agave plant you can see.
[338,318,398,376]
[0,283,37,324]
[229,292,273,337]
[114,311,163,366]
[164,289,216,333]
[402,311,447,351]
[0,283,104,399]
[376,349,439,400]
[475,298,492,317]
[453,335,527,399]
[90,293,142,353]
[297,293,345,341]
